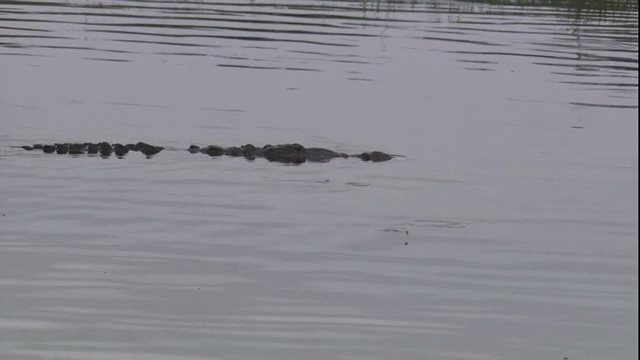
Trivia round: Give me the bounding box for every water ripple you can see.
[0,0,636,108]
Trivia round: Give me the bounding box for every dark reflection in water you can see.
[1,0,637,103]
[462,0,638,16]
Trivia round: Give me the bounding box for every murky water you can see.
[1,0,638,359]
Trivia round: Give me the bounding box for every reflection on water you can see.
[0,0,637,107]
[0,1,637,360]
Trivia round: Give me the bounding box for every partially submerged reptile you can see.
[188,143,394,163]
[19,142,397,163]
[19,142,164,157]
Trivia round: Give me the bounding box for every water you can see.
[0,0,637,359]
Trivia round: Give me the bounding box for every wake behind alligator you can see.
[18,142,396,163]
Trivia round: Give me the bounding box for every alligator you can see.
[19,142,396,163]
[189,143,394,163]
[19,142,164,158]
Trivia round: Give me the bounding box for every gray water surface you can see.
[1,1,638,359]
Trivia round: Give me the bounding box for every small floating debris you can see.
[381,228,410,235]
